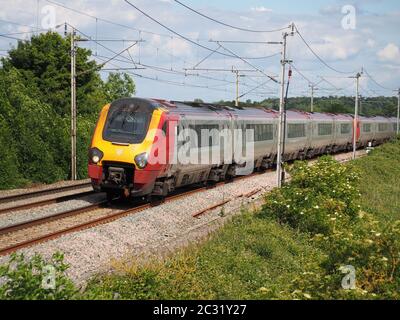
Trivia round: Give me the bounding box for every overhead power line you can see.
[173,0,289,33]
[123,0,281,60]
[0,34,25,41]
[363,68,394,92]
[45,0,174,39]
[239,80,273,98]
[95,53,263,91]
[216,42,278,83]
[0,18,40,29]
[294,24,356,75]
[0,23,63,41]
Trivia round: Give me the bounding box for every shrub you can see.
[0,252,77,300]
[259,156,360,235]
[259,153,400,299]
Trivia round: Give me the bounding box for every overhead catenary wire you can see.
[294,24,357,75]
[95,53,266,91]
[123,0,283,61]
[0,18,42,30]
[45,0,176,39]
[363,68,395,92]
[95,55,274,99]
[0,34,26,41]
[0,23,64,41]
[216,42,278,83]
[239,80,273,98]
[173,0,289,33]
[1,3,396,101]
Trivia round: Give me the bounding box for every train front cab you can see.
[88,98,168,200]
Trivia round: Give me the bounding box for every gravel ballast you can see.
[0,150,366,285]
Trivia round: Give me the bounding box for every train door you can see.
[353,118,361,143]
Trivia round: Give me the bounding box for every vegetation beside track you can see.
[83,138,400,300]
[0,139,399,300]
[0,32,135,189]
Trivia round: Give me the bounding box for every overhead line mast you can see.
[397,88,400,135]
[350,70,363,160]
[276,23,295,188]
[69,24,77,181]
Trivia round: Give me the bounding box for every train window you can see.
[288,123,306,139]
[189,124,219,147]
[246,124,273,141]
[162,122,168,136]
[378,123,388,132]
[340,123,351,134]
[363,123,371,132]
[103,106,151,144]
[318,123,333,136]
[262,124,274,141]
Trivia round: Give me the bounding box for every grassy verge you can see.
[82,138,399,300]
[355,141,400,223]
[1,139,399,300]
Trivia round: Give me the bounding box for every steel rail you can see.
[0,191,96,215]
[0,201,108,236]
[0,181,92,204]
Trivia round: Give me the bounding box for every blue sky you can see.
[190,0,400,15]
[1,0,399,102]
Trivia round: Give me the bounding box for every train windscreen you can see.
[103,104,151,144]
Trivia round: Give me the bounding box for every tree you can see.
[1,32,104,116]
[0,68,68,184]
[103,72,136,102]
[0,115,25,189]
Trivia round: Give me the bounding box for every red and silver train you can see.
[88,98,397,200]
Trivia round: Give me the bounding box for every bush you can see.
[259,153,400,299]
[259,156,360,235]
[0,252,77,300]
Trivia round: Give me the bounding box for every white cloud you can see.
[303,34,362,60]
[366,39,375,48]
[250,6,272,13]
[377,43,400,62]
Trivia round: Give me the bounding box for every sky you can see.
[0,0,399,103]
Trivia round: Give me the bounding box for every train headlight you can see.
[135,152,148,169]
[89,148,104,164]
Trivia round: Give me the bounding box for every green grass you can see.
[84,212,323,299]
[355,141,400,222]
[84,138,400,300]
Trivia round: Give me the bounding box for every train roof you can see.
[116,98,394,122]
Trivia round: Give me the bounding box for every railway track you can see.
[0,181,92,205]
[0,182,94,215]
[0,151,365,257]
[0,174,262,256]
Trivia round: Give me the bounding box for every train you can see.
[88,97,397,201]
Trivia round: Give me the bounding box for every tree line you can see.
[216,96,398,117]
